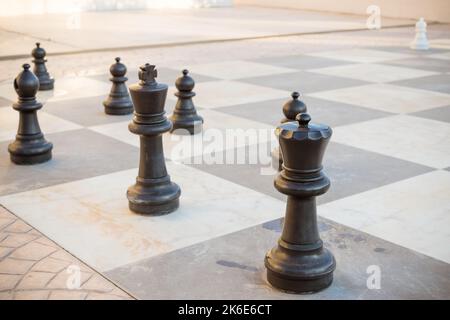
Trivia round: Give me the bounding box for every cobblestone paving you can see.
[0,206,134,300]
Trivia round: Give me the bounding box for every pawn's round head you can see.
[32,42,46,59]
[110,57,127,77]
[14,64,40,98]
[175,69,195,92]
[282,91,307,120]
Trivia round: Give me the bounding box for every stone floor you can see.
[0,206,133,300]
[0,8,449,300]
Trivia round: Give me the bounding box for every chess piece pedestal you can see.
[8,64,53,165]
[103,57,133,115]
[272,92,307,172]
[410,18,429,50]
[265,113,335,293]
[170,69,203,135]
[31,43,54,90]
[127,64,180,215]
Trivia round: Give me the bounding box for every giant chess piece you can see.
[410,18,429,50]
[31,42,54,90]
[127,63,181,215]
[265,113,335,293]
[169,69,203,135]
[8,64,53,165]
[103,57,134,115]
[271,92,307,171]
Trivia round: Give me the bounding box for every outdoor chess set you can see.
[0,40,449,299]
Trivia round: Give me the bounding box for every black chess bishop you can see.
[31,42,54,90]
[127,63,181,215]
[265,113,335,293]
[272,92,307,171]
[169,69,203,134]
[103,57,134,115]
[8,64,53,165]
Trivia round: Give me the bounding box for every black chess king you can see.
[265,113,335,293]
[8,64,53,165]
[127,63,181,215]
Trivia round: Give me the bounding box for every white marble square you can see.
[308,84,450,114]
[179,60,297,80]
[318,170,450,263]
[89,109,276,161]
[167,80,289,109]
[0,164,285,271]
[309,63,437,83]
[331,115,450,169]
[0,109,82,142]
[306,49,414,63]
[0,77,110,103]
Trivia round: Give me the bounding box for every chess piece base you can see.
[265,246,335,293]
[127,177,181,215]
[37,78,54,91]
[8,139,53,165]
[103,99,134,115]
[170,115,203,135]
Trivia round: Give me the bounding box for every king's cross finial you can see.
[139,63,158,85]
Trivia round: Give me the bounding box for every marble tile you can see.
[0,97,12,108]
[239,70,368,93]
[306,49,414,63]
[411,105,450,123]
[89,109,276,161]
[384,57,450,73]
[0,77,110,104]
[429,52,450,60]
[216,96,393,128]
[0,109,82,143]
[166,80,289,109]
[189,141,433,205]
[179,60,297,80]
[106,217,450,299]
[331,115,450,169]
[309,63,437,83]
[391,74,450,94]
[0,129,139,196]
[308,84,450,114]
[0,164,285,272]
[252,55,355,70]
[318,170,450,263]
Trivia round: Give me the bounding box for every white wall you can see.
[235,0,450,23]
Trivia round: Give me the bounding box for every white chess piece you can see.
[410,17,429,50]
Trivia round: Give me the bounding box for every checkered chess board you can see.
[1,47,449,299]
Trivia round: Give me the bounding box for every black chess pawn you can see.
[265,113,335,293]
[169,69,203,135]
[127,63,181,215]
[103,57,133,115]
[31,42,54,90]
[8,64,53,165]
[272,92,307,171]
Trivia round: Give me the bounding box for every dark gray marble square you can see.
[0,129,139,196]
[185,141,433,205]
[384,57,450,73]
[106,217,450,299]
[251,55,355,70]
[88,67,218,85]
[390,74,450,94]
[238,70,369,93]
[215,96,393,128]
[371,46,449,56]
[410,105,450,123]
